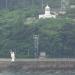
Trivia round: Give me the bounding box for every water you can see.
[0,71,75,75]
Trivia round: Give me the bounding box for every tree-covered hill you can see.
[0,0,75,58]
[0,10,75,58]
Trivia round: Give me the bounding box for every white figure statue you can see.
[10,51,15,62]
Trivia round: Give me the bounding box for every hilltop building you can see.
[39,5,56,19]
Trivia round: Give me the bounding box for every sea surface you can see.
[0,71,75,75]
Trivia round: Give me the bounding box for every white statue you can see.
[10,51,15,62]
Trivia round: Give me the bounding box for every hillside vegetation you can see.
[0,9,75,58]
[0,0,75,58]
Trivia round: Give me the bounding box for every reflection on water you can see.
[0,71,75,75]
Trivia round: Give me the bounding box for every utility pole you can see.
[61,0,66,11]
[32,0,34,7]
[61,0,69,11]
[5,0,8,9]
[42,0,44,11]
[33,35,39,58]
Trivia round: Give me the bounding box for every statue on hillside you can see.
[10,50,15,62]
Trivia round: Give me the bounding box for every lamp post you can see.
[33,35,39,58]
[28,49,30,57]
[0,0,2,9]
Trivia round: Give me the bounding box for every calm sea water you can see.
[0,71,75,75]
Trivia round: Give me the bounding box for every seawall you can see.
[0,58,75,72]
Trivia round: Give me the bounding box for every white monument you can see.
[39,5,56,19]
[10,51,15,62]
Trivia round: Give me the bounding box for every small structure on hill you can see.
[39,52,46,58]
[39,5,56,19]
[10,51,15,62]
[70,5,75,8]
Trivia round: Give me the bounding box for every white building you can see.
[39,52,46,58]
[39,5,56,19]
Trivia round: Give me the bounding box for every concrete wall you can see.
[0,58,75,72]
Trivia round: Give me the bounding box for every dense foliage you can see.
[0,0,75,58]
[0,9,75,58]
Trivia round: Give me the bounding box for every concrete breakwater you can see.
[0,58,75,72]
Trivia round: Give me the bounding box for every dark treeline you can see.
[0,0,61,9]
[0,0,75,10]
[0,0,41,9]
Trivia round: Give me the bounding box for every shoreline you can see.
[0,58,75,72]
